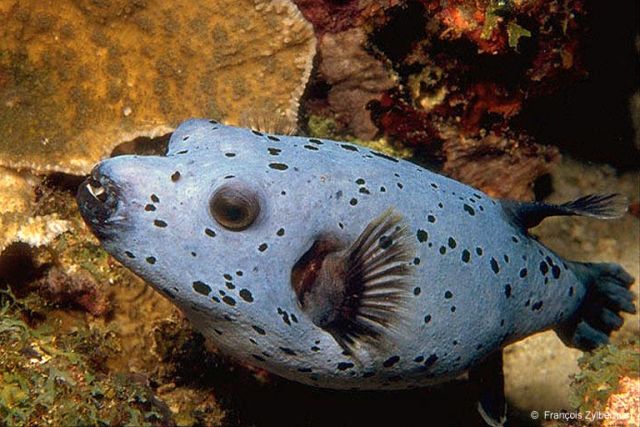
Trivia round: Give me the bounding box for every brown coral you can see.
[0,0,316,175]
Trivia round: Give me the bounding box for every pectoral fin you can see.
[293,208,415,355]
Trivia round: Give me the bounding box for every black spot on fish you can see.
[154,219,167,228]
[370,151,399,163]
[268,147,281,155]
[268,135,280,141]
[276,228,285,237]
[349,198,358,206]
[463,204,475,216]
[304,145,318,151]
[239,289,254,302]
[519,268,528,278]
[223,274,233,281]
[144,204,156,211]
[211,296,220,303]
[298,367,313,373]
[450,306,456,312]
[397,182,403,189]
[427,215,436,223]
[512,236,519,243]
[551,265,561,279]
[176,150,188,155]
[444,291,453,299]
[490,258,500,274]
[424,354,438,368]
[252,354,265,362]
[359,187,371,194]
[362,371,375,378]
[448,237,457,249]
[505,284,512,298]
[192,281,211,295]
[540,261,549,275]
[258,243,268,252]
[383,356,400,368]
[252,325,266,335]
[424,314,432,324]
[414,356,424,363]
[413,257,421,265]
[225,152,236,157]
[341,144,358,152]
[182,135,190,141]
[125,251,135,259]
[171,171,181,182]
[380,186,386,192]
[379,235,393,249]
[150,194,160,203]
[461,250,471,263]
[356,178,365,185]
[430,183,438,189]
[413,287,421,296]
[251,130,263,136]
[568,287,574,296]
[145,256,156,264]
[416,229,428,243]
[311,346,320,352]
[205,228,216,237]
[337,362,354,370]
[280,347,296,356]
[532,301,543,311]
[269,163,288,170]
[308,138,323,145]
[439,246,446,255]
[222,296,236,306]
[225,282,235,290]
[476,247,483,256]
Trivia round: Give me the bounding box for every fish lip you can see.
[76,165,122,239]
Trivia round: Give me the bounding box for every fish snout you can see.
[77,164,122,238]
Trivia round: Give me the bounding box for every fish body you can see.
[77,120,635,398]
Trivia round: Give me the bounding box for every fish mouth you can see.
[76,164,122,239]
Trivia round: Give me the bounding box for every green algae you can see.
[306,115,414,159]
[570,338,640,414]
[0,289,171,426]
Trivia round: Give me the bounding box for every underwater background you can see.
[0,0,638,426]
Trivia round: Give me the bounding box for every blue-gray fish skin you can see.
[77,119,635,392]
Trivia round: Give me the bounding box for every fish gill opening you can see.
[290,236,344,307]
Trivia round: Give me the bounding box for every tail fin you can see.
[555,262,636,351]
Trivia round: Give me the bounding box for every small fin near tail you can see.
[555,262,636,351]
[501,193,628,229]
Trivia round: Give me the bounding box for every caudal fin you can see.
[555,262,636,351]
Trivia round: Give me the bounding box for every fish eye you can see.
[210,183,260,231]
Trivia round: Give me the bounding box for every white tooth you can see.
[87,182,105,199]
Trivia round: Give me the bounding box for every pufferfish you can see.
[77,119,636,426]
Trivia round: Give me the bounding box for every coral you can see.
[318,28,397,139]
[440,128,560,200]
[368,90,442,151]
[0,0,316,175]
[33,267,112,317]
[603,377,639,427]
[0,167,35,252]
[570,339,639,417]
[293,0,398,35]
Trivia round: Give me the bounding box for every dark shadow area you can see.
[110,133,172,157]
[516,0,639,169]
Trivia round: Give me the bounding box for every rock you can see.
[319,28,396,140]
